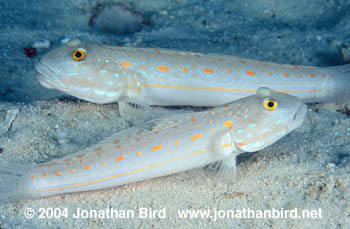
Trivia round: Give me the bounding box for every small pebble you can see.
[159,10,168,16]
[89,3,146,35]
[58,138,70,144]
[57,131,68,138]
[33,40,50,48]
[61,37,70,44]
[24,47,36,58]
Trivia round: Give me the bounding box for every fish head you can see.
[233,87,307,152]
[35,40,125,104]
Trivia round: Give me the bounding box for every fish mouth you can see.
[35,61,66,89]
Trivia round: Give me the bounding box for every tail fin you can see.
[327,64,350,102]
[0,162,33,204]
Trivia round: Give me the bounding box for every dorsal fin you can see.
[147,110,209,131]
[53,127,151,164]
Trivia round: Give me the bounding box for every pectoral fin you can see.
[204,130,245,183]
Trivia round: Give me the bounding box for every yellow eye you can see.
[264,99,277,111]
[72,49,86,61]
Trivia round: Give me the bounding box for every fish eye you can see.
[72,48,86,61]
[264,99,277,111]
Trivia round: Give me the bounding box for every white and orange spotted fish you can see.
[0,88,306,202]
[36,40,349,118]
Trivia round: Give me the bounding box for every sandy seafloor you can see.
[1,0,350,228]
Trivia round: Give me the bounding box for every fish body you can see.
[36,40,350,108]
[0,88,306,202]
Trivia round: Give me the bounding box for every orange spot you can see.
[309,73,315,78]
[223,120,233,128]
[115,145,121,149]
[282,72,289,77]
[113,139,120,144]
[31,176,35,180]
[237,142,248,147]
[120,60,133,69]
[84,165,91,170]
[266,72,272,77]
[245,70,256,76]
[154,131,159,134]
[155,50,161,54]
[225,69,232,74]
[297,75,303,78]
[174,140,180,145]
[173,125,178,129]
[210,128,216,133]
[224,105,229,110]
[136,137,140,142]
[156,65,170,73]
[190,133,203,141]
[136,151,142,156]
[76,154,84,159]
[195,54,201,58]
[220,143,231,149]
[115,155,126,162]
[43,173,47,177]
[322,74,326,78]
[151,144,163,152]
[70,169,76,174]
[202,67,214,74]
[182,67,189,74]
[55,172,62,176]
[101,162,106,166]
[93,147,102,152]
[191,117,196,122]
[63,158,72,162]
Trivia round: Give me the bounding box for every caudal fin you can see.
[0,162,33,204]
